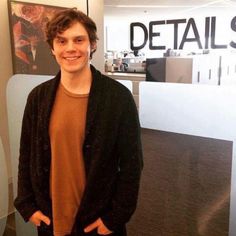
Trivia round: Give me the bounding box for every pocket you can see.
[37,225,53,236]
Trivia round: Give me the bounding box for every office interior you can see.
[1,0,236,235]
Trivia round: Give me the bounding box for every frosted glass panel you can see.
[7,74,52,236]
[0,137,8,236]
[139,81,236,236]
[140,82,236,140]
[7,74,51,196]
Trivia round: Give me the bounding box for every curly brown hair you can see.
[45,8,98,57]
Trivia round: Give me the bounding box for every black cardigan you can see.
[14,65,143,235]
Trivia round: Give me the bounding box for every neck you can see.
[60,65,92,94]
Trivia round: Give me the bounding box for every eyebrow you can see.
[55,36,64,40]
[55,35,88,40]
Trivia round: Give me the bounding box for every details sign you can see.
[130,16,236,51]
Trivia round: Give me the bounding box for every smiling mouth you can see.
[64,56,80,61]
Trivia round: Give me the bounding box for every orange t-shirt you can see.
[49,83,88,236]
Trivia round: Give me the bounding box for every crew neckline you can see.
[60,82,89,98]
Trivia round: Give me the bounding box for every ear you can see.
[91,42,97,52]
[51,48,55,56]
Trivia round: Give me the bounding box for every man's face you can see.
[51,21,95,75]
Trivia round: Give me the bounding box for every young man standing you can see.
[14,8,143,236]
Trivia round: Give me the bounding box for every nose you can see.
[65,41,76,52]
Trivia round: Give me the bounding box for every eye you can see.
[55,37,66,45]
[75,37,83,43]
[58,39,65,44]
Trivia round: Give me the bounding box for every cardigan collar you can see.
[85,65,103,137]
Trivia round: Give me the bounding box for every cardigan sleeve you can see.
[14,94,39,222]
[101,90,143,230]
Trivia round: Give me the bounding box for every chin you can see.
[64,66,85,74]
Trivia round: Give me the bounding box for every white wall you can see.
[0,0,14,182]
[89,0,105,73]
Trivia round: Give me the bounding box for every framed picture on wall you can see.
[8,0,67,75]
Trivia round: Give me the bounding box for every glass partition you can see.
[7,75,52,236]
[139,81,236,236]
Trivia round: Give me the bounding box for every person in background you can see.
[14,8,143,236]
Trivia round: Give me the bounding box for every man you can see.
[14,8,143,236]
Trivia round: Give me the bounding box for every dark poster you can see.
[8,1,66,75]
